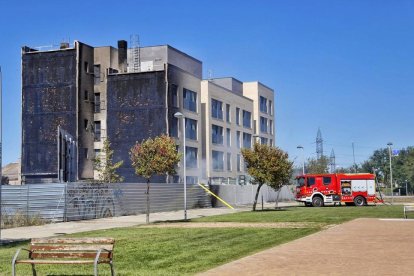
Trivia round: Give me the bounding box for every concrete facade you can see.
[201,79,254,184]
[243,82,275,146]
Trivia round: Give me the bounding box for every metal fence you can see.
[0,182,295,227]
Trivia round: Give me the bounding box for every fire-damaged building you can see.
[21,39,275,184]
[21,40,203,183]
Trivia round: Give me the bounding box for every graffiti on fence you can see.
[66,183,122,220]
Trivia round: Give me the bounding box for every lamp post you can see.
[387,142,393,203]
[297,145,305,175]
[174,112,187,220]
[253,134,260,144]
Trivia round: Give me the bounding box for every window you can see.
[227,153,232,171]
[84,119,89,130]
[243,133,252,148]
[185,118,197,140]
[237,154,241,172]
[183,88,197,112]
[186,176,198,184]
[269,100,273,115]
[242,110,251,128]
[169,117,178,137]
[260,96,267,113]
[186,146,198,168]
[212,150,224,171]
[94,149,101,158]
[94,121,101,141]
[307,177,316,186]
[236,131,241,149]
[94,93,101,113]
[269,120,273,134]
[169,84,178,107]
[94,64,101,85]
[84,90,89,101]
[226,104,230,123]
[236,108,240,125]
[260,116,268,133]
[323,177,331,185]
[84,62,89,73]
[260,137,268,145]
[226,128,231,146]
[270,139,273,146]
[211,99,223,119]
[212,124,223,144]
[84,148,89,159]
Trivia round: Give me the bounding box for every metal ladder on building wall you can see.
[130,34,140,72]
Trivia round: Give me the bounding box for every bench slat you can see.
[31,238,114,244]
[30,244,114,251]
[31,252,111,259]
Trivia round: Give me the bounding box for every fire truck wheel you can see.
[354,196,366,206]
[312,196,324,207]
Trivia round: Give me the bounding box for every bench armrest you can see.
[94,248,114,275]
[12,248,32,263]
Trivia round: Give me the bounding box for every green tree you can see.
[94,139,124,183]
[130,134,181,223]
[361,147,414,193]
[306,156,329,174]
[241,143,293,211]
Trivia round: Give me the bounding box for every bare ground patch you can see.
[142,222,330,229]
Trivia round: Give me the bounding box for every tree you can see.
[360,147,414,194]
[94,139,124,183]
[241,143,293,211]
[130,134,181,223]
[306,156,329,174]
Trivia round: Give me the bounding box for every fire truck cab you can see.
[295,173,379,207]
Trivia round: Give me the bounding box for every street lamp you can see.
[387,142,393,203]
[253,134,260,144]
[297,145,305,175]
[174,112,187,220]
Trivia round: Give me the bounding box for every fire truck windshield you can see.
[296,177,305,187]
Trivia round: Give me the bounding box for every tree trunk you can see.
[146,178,150,224]
[253,183,264,211]
[275,187,281,209]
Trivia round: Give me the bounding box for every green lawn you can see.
[0,204,404,275]
[194,205,404,224]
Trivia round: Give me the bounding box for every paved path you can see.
[200,218,414,276]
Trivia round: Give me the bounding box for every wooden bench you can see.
[404,205,414,219]
[12,238,115,276]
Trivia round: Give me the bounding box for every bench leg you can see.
[12,262,16,276]
[94,262,98,276]
[110,262,115,276]
[31,263,37,276]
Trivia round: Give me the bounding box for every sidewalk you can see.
[200,218,414,275]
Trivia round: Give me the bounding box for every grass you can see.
[0,204,404,275]
[194,205,404,224]
[0,226,317,276]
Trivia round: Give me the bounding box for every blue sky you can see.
[0,0,413,168]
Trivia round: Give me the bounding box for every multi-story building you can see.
[243,82,275,146]
[20,39,274,184]
[201,78,274,185]
[21,40,202,183]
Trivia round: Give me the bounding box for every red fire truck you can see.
[295,173,381,207]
